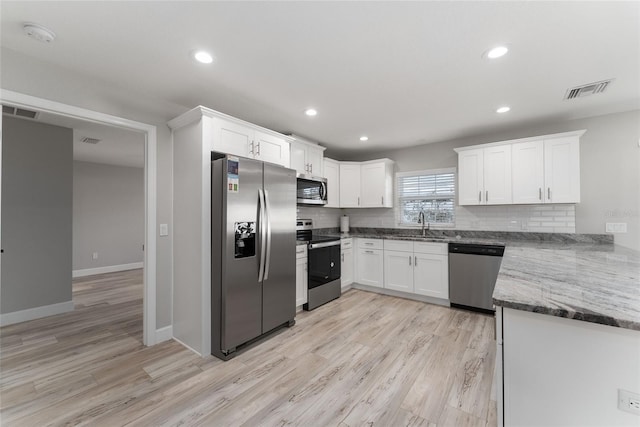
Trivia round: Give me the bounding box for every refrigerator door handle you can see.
[263,189,273,280]
[257,189,267,282]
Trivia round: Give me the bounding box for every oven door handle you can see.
[308,240,341,249]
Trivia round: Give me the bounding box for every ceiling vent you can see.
[564,79,613,100]
[80,137,101,144]
[2,105,39,119]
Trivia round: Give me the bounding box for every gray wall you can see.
[1,116,73,313]
[1,47,181,328]
[338,109,640,250]
[73,161,144,271]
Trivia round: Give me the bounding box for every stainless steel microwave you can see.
[296,174,328,206]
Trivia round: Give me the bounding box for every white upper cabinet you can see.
[458,146,511,205]
[339,159,394,208]
[512,140,545,204]
[339,163,362,207]
[215,118,253,158]
[253,130,290,167]
[543,136,580,203]
[323,158,340,208]
[456,130,584,206]
[289,136,325,176]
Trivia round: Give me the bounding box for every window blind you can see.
[396,169,456,226]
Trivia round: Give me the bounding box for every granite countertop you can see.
[315,227,639,331]
[493,242,640,331]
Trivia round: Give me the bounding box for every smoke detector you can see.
[23,23,56,43]
[80,137,101,144]
[564,79,614,100]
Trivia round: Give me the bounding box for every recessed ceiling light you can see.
[485,45,509,59]
[304,108,317,117]
[192,50,213,64]
[360,136,369,141]
[496,106,511,114]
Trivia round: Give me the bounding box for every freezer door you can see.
[261,163,296,332]
[217,156,264,350]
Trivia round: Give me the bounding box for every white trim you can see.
[0,301,74,326]
[0,89,158,346]
[396,167,456,178]
[453,129,587,153]
[155,325,173,343]
[72,262,143,278]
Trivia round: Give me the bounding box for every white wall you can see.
[73,161,144,272]
[1,47,185,328]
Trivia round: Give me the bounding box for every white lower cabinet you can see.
[413,253,448,299]
[384,250,414,293]
[356,239,384,288]
[340,238,354,288]
[295,245,307,308]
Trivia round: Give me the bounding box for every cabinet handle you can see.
[547,187,551,200]
[409,255,412,266]
[342,253,344,262]
[365,250,374,254]
[486,190,488,202]
[478,191,482,202]
[539,188,542,200]
[249,142,254,155]
[365,242,373,246]
[357,197,360,206]
[381,196,384,205]
[414,256,417,266]
[310,163,313,174]
[256,143,260,156]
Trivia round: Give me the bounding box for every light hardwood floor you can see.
[0,269,497,426]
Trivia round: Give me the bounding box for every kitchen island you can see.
[493,242,640,426]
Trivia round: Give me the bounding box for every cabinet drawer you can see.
[413,242,447,255]
[358,238,383,250]
[341,238,353,249]
[296,245,307,258]
[384,239,414,252]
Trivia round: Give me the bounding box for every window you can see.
[396,168,456,227]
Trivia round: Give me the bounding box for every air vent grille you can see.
[2,105,39,119]
[564,79,613,100]
[80,137,101,144]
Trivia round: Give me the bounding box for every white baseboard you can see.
[0,300,74,326]
[73,262,143,278]
[352,283,450,307]
[155,325,173,343]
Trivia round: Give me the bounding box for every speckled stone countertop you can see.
[315,227,639,331]
[494,242,640,331]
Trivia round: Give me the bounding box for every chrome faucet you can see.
[418,211,429,236]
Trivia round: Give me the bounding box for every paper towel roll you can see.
[340,215,350,233]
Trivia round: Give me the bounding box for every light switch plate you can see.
[605,223,627,233]
[159,224,169,236]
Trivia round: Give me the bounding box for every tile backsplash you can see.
[298,204,576,234]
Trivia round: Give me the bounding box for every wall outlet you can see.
[605,222,627,233]
[618,389,640,415]
[92,252,98,260]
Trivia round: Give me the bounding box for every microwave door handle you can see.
[263,189,272,281]
[320,181,327,201]
[257,189,266,282]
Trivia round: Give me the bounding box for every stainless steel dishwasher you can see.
[448,243,505,313]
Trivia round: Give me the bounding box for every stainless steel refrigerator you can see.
[211,153,296,360]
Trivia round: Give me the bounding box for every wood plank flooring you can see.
[0,269,497,426]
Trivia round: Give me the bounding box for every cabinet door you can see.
[544,137,580,203]
[323,159,340,208]
[214,119,252,158]
[383,250,414,293]
[341,248,354,288]
[512,140,545,204]
[295,256,308,307]
[306,146,323,177]
[339,164,362,207]
[413,253,448,299]
[361,162,386,207]
[458,148,484,205]
[290,142,307,174]
[356,248,383,288]
[254,131,290,167]
[484,145,512,205]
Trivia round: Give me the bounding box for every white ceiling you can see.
[1,1,639,158]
